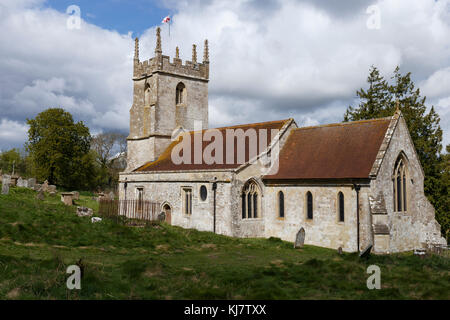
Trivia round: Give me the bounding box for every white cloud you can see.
[0,0,450,151]
[0,119,28,150]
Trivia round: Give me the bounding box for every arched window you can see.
[338,192,344,222]
[278,191,284,218]
[241,180,260,219]
[176,82,186,105]
[306,191,313,219]
[393,154,408,212]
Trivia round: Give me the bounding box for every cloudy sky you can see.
[0,0,449,151]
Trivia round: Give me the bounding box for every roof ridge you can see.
[294,117,391,131]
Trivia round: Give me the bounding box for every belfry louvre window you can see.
[278,191,284,218]
[241,181,260,219]
[393,155,408,212]
[306,191,313,219]
[176,82,186,105]
[338,192,344,222]
[183,188,192,215]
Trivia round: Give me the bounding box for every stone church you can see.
[119,28,446,253]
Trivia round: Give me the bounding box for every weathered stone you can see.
[47,185,57,193]
[41,180,49,192]
[294,227,305,248]
[1,181,9,195]
[17,177,24,187]
[61,192,74,206]
[34,183,41,191]
[108,191,115,200]
[49,191,57,196]
[36,189,44,200]
[72,191,80,200]
[76,206,93,217]
[91,217,102,223]
[27,178,36,189]
[10,176,18,187]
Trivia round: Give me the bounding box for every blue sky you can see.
[45,0,169,36]
[0,0,449,151]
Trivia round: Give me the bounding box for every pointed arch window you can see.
[278,191,285,218]
[393,154,408,212]
[306,191,313,219]
[241,180,260,219]
[176,82,186,105]
[338,192,344,222]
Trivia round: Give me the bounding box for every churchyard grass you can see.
[0,187,448,300]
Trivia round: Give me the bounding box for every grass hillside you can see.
[0,187,449,300]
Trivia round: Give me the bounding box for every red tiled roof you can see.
[135,119,291,172]
[263,118,391,180]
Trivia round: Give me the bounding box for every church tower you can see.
[126,27,209,171]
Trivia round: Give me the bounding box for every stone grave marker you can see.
[28,178,36,189]
[36,189,44,200]
[294,227,305,248]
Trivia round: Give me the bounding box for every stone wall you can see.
[370,114,446,252]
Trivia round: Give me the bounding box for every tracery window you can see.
[241,180,260,219]
[393,154,408,212]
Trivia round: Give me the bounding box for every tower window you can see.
[176,82,186,105]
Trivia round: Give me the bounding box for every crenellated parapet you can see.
[133,27,209,81]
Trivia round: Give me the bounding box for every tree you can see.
[345,66,448,239]
[26,108,96,190]
[91,132,127,189]
[0,148,32,177]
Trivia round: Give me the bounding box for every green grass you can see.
[0,186,449,300]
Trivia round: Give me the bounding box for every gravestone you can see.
[337,247,343,255]
[48,185,57,193]
[34,184,41,191]
[72,191,80,200]
[41,180,49,192]
[294,227,306,248]
[76,206,93,217]
[36,189,44,200]
[61,192,74,206]
[10,176,18,187]
[1,181,9,195]
[359,244,373,259]
[108,191,115,200]
[28,178,36,189]
[91,217,102,223]
[157,212,166,222]
[17,177,24,187]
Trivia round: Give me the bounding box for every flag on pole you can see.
[162,16,171,36]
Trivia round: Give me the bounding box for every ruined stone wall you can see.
[370,115,446,252]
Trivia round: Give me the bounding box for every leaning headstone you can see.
[36,189,44,200]
[1,181,9,195]
[294,227,306,248]
[76,206,93,217]
[48,185,57,193]
[72,191,80,200]
[359,244,373,259]
[28,178,36,189]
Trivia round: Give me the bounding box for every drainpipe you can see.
[353,184,361,253]
[212,181,217,233]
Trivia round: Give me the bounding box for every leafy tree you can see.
[26,108,97,190]
[345,66,448,240]
[0,148,32,177]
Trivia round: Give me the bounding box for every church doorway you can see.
[163,204,172,225]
